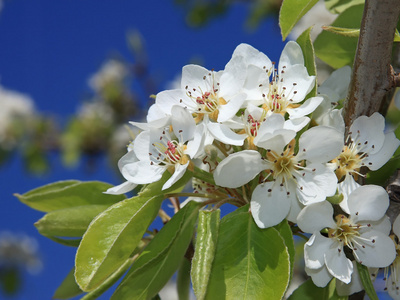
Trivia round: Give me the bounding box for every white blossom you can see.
[331,112,400,212]
[297,185,396,287]
[214,122,343,228]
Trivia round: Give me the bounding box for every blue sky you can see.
[0,1,287,299]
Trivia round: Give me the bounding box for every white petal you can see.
[297,201,336,233]
[319,66,351,102]
[146,103,168,122]
[162,162,189,190]
[349,112,385,154]
[171,105,196,143]
[155,89,192,114]
[353,230,396,268]
[217,93,247,123]
[296,163,338,205]
[232,43,272,71]
[363,131,400,170]
[283,117,310,132]
[213,150,266,188]
[117,150,138,171]
[254,130,295,153]
[286,180,304,222]
[243,65,269,101]
[305,266,333,288]
[207,122,246,146]
[181,65,212,92]
[133,131,151,161]
[250,181,292,228]
[393,214,400,238]
[366,216,391,236]
[105,181,137,195]
[280,65,315,102]
[304,232,333,269]
[338,175,360,213]
[258,113,285,131]
[325,244,353,284]
[186,123,206,158]
[130,116,170,131]
[219,55,246,98]
[121,161,164,185]
[348,185,389,222]
[279,41,304,71]
[287,96,323,118]
[297,126,344,164]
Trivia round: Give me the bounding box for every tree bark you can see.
[343,0,400,130]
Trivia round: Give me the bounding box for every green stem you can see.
[164,192,220,199]
[193,166,216,185]
[213,141,230,157]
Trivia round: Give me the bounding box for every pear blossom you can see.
[331,112,400,212]
[109,105,203,191]
[214,120,343,228]
[156,56,247,122]
[232,42,323,121]
[208,104,309,149]
[297,185,396,287]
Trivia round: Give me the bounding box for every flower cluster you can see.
[109,42,400,293]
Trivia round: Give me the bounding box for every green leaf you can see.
[53,267,84,299]
[80,258,134,300]
[44,236,81,247]
[75,194,164,291]
[111,201,201,300]
[274,220,295,280]
[35,205,109,238]
[191,209,220,300]
[279,0,319,40]
[205,205,290,300]
[288,278,346,300]
[356,262,378,300]
[325,0,364,14]
[177,258,191,300]
[314,4,364,68]
[323,26,400,42]
[296,27,317,98]
[395,29,400,42]
[75,170,193,291]
[15,180,125,212]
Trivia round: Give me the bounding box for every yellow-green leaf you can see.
[15,180,125,212]
[279,0,319,40]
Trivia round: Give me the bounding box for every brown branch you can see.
[343,0,400,129]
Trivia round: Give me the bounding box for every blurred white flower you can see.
[0,84,35,149]
[77,101,114,124]
[0,231,42,275]
[88,59,129,93]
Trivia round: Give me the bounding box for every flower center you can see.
[328,215,361,247]
[265,139,297,184]
[261,69,300,116]
[332,139,367,181]
[152,139,189,167]
[185,72,227,123]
